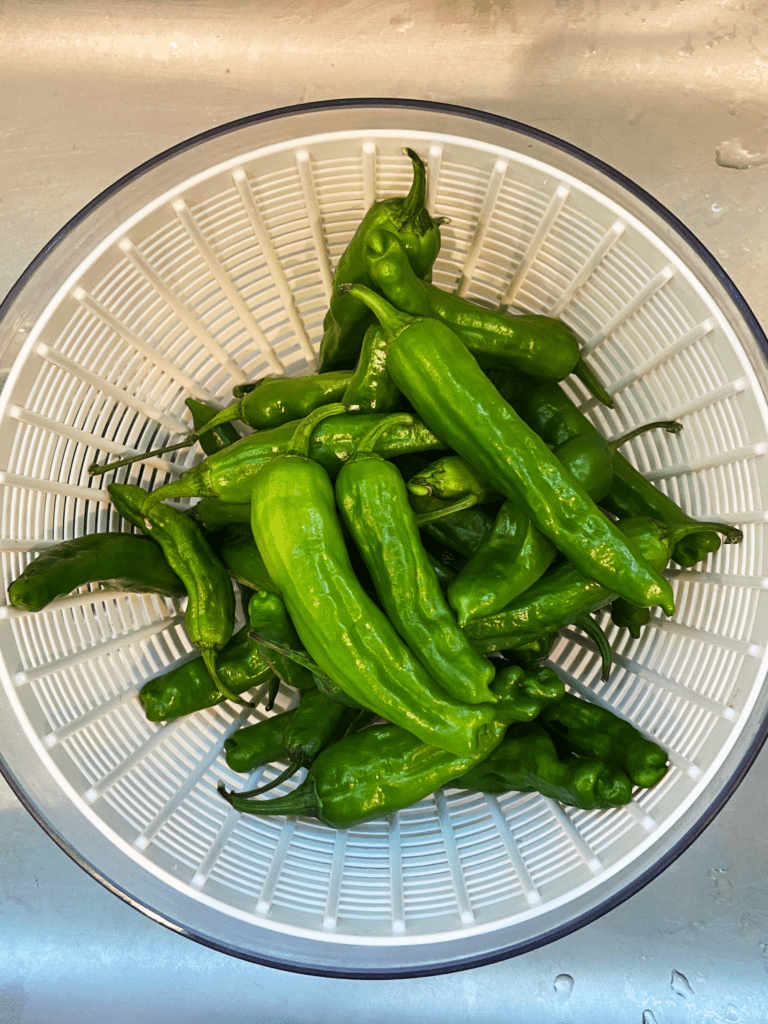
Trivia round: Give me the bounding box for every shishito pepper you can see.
[318,147,444,372]
[452,722,633,809]
[108,483,239,704]
[248,404,509,758]
[138,624,275,722]
[540,692,669,789]
[335,415,497,705]
[247,589,315,692]
[218,665,566,827]
[89,372,354,475]
[8,532,186,612]
[462,516,742,654]
[340,321,402,414]
[345,283,676,615]
[364,227,581,383]
[135,412,443,509]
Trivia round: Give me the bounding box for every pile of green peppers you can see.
[10,148,744,829]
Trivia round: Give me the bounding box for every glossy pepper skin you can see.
[506,374,722,568]
[249,407,503,759]
[247,589,315,692]
[185,397,242,455]
[139,412,443,508]
[138,624,275,722]
[318,148,443,372]
[340,321,402,414]
[208,524,276,593]
[540,692,669,789]
[452,722,633,809]
[224,707,298,774]
[108,483,238,702]
[8,533,186,611]
[335,416,497,705]
[462,516,742,654]
[348,284,676,615]
[364,227,580,382]
[219,665,566,828]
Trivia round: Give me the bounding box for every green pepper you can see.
[224,707,298,774]
[317,148,443,372]
[207,524,276,592]
[609,597,651,639]
[340,321,402,414]
[540,692,669,789]
[248,405,513,758]
[247,589,315,692]
[335,415,497,705]
[506,375,723,568]
[8,532,186,612]
[462,516,741,654]
[186,499,251,533]
[452,722,633,809]
[107,483,239,704]
[348,284,676,615]
[138,624,275,722]
[89,372,355,474]
[133,412,443,509]
[364,227,581,383]
[185,397,242,456]
[218,665,566,828]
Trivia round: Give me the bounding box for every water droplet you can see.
[642,1011,658,1024]
[554,973,574,1000]
[716,138,768,169]
[725,1004,741,1023]
[671,969,694,998]
[711,202,723,213]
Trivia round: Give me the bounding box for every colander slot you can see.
[172,198,284,375]
[294,150,334,304]
[611,318,715,395]
[584,265,676,352]
[232,168,315,372]
[321,829,348,931]
[481,794,542,906]
[255,818,297,915]
[549,220,626,319]
[502,184,570,309]
[456,158,509,298]
[0,469,110,505]
[544,799,604,875]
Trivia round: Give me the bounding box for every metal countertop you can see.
[2,2,768,1020]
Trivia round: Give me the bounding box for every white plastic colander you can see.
[2,100,768,978]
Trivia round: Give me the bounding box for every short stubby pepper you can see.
[218,665,566,828]
[452,722,633,809]
[138,624,275,722]
[185,397,242,455]
[318,148,444,372]
[8,532,186,612]
[346,283,676,615]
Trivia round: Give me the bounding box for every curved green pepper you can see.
[8,533,186,612]
[335,416,497,705]
[247,589,315,692]
[138,624,275,722]
[452,722,633,809]
[318,148,443,372]
[185,397,242,456]
[341,321,402,414]
[348,284,676,615]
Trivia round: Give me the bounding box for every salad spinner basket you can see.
[1,100,768,978]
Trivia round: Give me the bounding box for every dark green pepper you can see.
[208,524,276,592]
[108,483,239,704]
[452,722,633,809]
[340,321,402,414]
[8,533,186,612]
[318,148,443,372]
[89,372,355,474]
[462,516,741,654]
[540,692,669,789]
[335,415,497,705]
[224,707,298,775]
[364,227,580,382]
[218,665,566,828]
[247,589,315,692]
[138,624,275,722]
[348,284,675,615]
[185,397,242,456]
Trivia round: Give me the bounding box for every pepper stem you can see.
[413,493,479,525]
[286,403,349,458]
[249,633,321,674]
[338,282,418,337]
[608,420,682,453]
[355,413,414,456]
[662,519,743,548]
[217,778,321,819]
[88,436,195,476]
[574,614,612,681]
[202,650,255,708]
[391,148,428,232]
[234,762,300,798]
[573,357,614,408]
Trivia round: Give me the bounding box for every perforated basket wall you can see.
[2,100,768,977]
